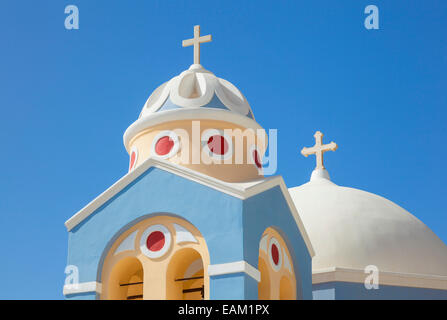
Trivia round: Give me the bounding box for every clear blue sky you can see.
[0,1,446,299]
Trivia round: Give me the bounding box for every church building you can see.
[63,26,447,300]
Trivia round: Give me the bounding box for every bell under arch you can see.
[166,248,205,299]
[107,257,143,300]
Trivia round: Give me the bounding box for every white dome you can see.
[288,174,447,277]
[123,64,262,151]
[139,64,254,119]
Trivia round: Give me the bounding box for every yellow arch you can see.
[258,227,296,300]
[166,248,204,300]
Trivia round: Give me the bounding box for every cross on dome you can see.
[301,131,337,170]
[182,25,212,65]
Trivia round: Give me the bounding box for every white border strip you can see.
[313,267,447,290]
[64,157,315,257]
[151,130,180,159]
[63,281,102,296]
[208,261,261,282]
[124,108,263,152]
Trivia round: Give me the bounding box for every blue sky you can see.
[0,1,446,299]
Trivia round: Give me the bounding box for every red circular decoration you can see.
[129,151,136,170]
[253,149,262,169]
[146,231,165,252]
[207,135,228,155]
[155,136,174,156]
[271,243,279,265]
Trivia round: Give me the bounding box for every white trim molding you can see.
[313,267,447,290]
[63,281,102,296]
[140,224,172,259]
[201,129,234,161]
[124,108,262,152]
[208,261,261,282]
[151,130,180,159]
[268,237,282,272]
[128,146,138,172]
[64,157,315,258]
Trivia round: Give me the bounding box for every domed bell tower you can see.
[124,29,267,183]
[64,26,314,301]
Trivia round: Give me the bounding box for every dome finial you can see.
[182,25,212,65]
[301,131,338,180]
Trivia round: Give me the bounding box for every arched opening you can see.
[258,257,270,299]
[166,248,204,300]
[258,228,297,300]
[280,276,295,300]
[107,257,144,300]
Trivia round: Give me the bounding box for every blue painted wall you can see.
[64,292,98,300]
[242,186,313,300]
[210,273,258,300]
[66,166,312,299]
[68,167,243,282]
[313,282,447,300]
